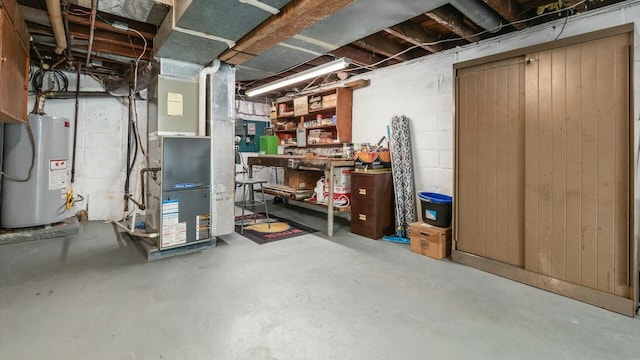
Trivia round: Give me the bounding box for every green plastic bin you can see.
[259,135,278,154]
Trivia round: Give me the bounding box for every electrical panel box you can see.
[237,119,268,153]
[146,136,213,250]
[247,122,256,135]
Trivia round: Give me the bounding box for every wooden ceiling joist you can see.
[67,13,155,41]
[67,24,148,52]
[384,21,443,53]
[219,0,357,65]
[19,4,155,40]
[329,45,397,68]
[26,21,152,61]
[483,0,527,30]
[426,7,482,43]
[352,34,411,62]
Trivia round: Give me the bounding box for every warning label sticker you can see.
[161,199,186,247]
[49,160,68,190]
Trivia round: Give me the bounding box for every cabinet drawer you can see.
[351,188,376,207]
[351,213,395,239]
[351,203,381,220]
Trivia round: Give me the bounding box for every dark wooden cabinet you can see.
[350,171,395,239]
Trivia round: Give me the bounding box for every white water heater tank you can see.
[1,114,71,228]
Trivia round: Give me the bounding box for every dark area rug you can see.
[234,213,317,245]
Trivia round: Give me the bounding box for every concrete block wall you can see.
[352,1,640,204]
[28,74,147,221]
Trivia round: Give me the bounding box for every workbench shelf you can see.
[273,88,352,147]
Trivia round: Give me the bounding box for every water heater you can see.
[1,114,71,228]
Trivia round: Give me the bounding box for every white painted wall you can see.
[352,2,640,202]
[28,74,147,221]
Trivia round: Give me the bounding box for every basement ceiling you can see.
[17,0,628,98]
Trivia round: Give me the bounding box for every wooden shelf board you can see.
[305,124,337,130]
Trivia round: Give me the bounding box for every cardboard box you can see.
[322,93,337,109]
[285,169,322,190]
[409,222,452,260]
[293,96,308,116]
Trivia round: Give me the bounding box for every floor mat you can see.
[234,213,318,245]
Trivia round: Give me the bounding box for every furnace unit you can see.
[146,136,212,250]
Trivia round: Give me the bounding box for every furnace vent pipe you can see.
[198,60,221,136]
[45,0,67,54]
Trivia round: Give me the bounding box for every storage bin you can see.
[418,192,452,227]
[259,135,278,154]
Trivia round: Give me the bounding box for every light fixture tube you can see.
[245,58,351,97]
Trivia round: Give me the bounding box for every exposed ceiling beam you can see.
[66,14,155,41]
[352,34,410,61]
[426,7,481,43]
[27,21,152,61]
[30,43,126,72]
[329,45,396,68]
[384,21,443,53]
[20,3,157,40]
[67,24,148,53]
[219,0,357,65]
[19,5,53,27]
[75,39,153,61]
[483,0,526,30]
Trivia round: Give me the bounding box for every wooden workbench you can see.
[247,155,355,237]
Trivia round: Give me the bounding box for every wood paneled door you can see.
[456,58,525,267]
[454,26,635,315]
[523,33,631,298]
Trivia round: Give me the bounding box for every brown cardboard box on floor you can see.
[284,169,322,190]
[409,222,452,260]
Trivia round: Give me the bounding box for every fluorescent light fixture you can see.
[245,58,352,97]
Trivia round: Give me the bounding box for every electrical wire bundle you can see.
[30,67,69,94]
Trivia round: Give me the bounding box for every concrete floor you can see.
[1,204,639,359]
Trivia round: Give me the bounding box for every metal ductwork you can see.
[154,0,503,81]
[45,0,67,54]
[450,0,502,33]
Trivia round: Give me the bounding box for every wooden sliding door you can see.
[454,25,635,314]
[456,58,525,266]
[523,33,631,297]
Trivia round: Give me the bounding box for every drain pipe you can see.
[85,0,99,67]
[45,0,68,54]
[450,0,503,33]
[198,60,221,136]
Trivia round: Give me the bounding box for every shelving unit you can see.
[273,87,352,147]
[246,155,355,236]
